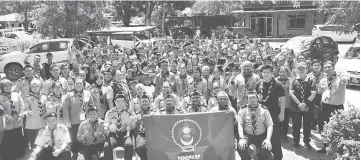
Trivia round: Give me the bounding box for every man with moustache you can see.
[255,64,286,160]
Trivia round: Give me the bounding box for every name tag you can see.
[80,112,86,121]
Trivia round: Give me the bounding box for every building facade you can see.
[232,0,327,38]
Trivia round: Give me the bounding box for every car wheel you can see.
[5,64,23,81]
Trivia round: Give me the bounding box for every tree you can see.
[10,1,38,32]
[136,1,156,26]
[314,0,360,34]
[112,1,139,27]
[192,1,243,15]
[31,1,110,38]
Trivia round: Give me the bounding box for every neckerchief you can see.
[53,94,63,119]
[194,77,203,85]
[51,76,59,82]
[103,80,111,86]
[249,105,258,136]
[141,107,151,116]
[170,70,177,74]
[327,73,337,89]
[259,79,274,105]
[277,77,289,86]
[74,89,84,112]
[24,76,33,84]
[2,92,17,117]
[296,77,307,103]
[28,92,44,117]
[179,73,187,80]
[94,83,103,100]
[60,74,69,79]
[180,74,188,93]
[90,119,98,144]
[242,73,252,99]
[287,61,295,69]
[49,125,57,147]
[166,107,175,114]
[312,71,322,86]
[191,104,200,112]
[161,71,170,78]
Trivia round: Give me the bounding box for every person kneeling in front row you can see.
[237,91,274,160]
[30,112,71,160]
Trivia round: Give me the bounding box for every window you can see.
[319,26,337,31]
[51,42,68,52]
[30,43,50,53]
[18,23,22,27]
[288,14,306,29]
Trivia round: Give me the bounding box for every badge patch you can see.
[172,119,202,153]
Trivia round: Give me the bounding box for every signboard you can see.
[144,112,235,160]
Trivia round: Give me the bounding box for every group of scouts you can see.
[0,37,348,160]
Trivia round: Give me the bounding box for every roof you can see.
[0,13,20,22]
[86,26,157,34]
[232,8,317,14]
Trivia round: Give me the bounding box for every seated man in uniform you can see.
[159,94,184,115]
[185,90,208,113]
[77,105,106,160]
[30,112,71,160]
[237,91,274,160]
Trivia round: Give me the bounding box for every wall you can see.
[0,21,22,29]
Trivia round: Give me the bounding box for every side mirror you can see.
[24,49,30,54]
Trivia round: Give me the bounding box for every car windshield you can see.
[345,46,360,59]
[283,37,313,50]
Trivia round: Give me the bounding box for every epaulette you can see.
[175,107,182,111]
[260,104,267,109]
[240,105,248,109]
[159,108,166,111]
[135,110,142,115]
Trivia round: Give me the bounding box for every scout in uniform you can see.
[317,60,348,153]
[185,90,208,113]
[181,80,207,109]
[237,91,274,160]
[14,64,43,100]
[30,112,71,160]
[42,64,70,96]
[102,68,115,110]
[154,81,181,110]
[0,79,25,160]
[228,64,241,108]
[129,94,159,160]
[255,64,286,160]
[208,81,232,110]
[44,81,65,124]
[62,77,94,159]
[90,75,107,119]
[130,83,146,115]
[21,79,46,150]
[154,59,176,96]
[103,94,134,160]
[289,62,316,149]
[159,94,184,115]
[175,64,192,97]
[77,106,106,160]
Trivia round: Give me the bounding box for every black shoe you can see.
[293,142,300,147]
[317,148,327,153]
[304,142,312,150]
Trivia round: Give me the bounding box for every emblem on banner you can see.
[172,119,202,152]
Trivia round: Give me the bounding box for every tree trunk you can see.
[23,9,29,32]
[145,2,154,26]
[52,25,57,39]
[161,3,165,36]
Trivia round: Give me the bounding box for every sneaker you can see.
[304,142,312,150]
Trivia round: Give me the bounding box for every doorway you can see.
[250,14,273,37]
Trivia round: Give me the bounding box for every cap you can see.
[141,94,150,100]
[164,94,174,100]
[297,62,307,68]
[87,105,98,112]
[43,112,57,120]
[189,90,201,97]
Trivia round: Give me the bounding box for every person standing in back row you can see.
[317,60,348,153]
[255,64,286,160]
[43,52,55,80]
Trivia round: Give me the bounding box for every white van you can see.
[312,25,358,42]
[0,38,76,80]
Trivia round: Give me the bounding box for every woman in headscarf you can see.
[44,81,65,124]
[129,83,146,115]
[21,78,45,151]
[62,77,94,159]
[0,79,25,160]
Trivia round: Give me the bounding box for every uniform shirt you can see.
[35,124,71,149]
[130,108,159,135]
[209,105,238,126]
[154,93,181,110]
[43,94,65,124]
[14,76,43,100]
[0,93,23,130]
[77,118,106,145]
[289,75,316,112]
[154,71,176,96]
[175,74,192,97]
[42,77,70,96]
[33,64,47,80]
[234,73,260,106]
[63,90,94,126]
[185,103,208,113]
[159,107,184,115]
[101,84,114,110]
[104,108,133,133]
[207,95,232,110]
[319,73,347,105]
[181,95,207,110]
[238,105,274,135]
[255,78,285,116]
[22,94,46,129]
[308,72,327,95]
[276,77,292,109]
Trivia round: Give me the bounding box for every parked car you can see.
[335,39,360,86]
[276,35,339,64]
[0,38,78,80]
[2,31,34,40]
[312,25,358,42]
